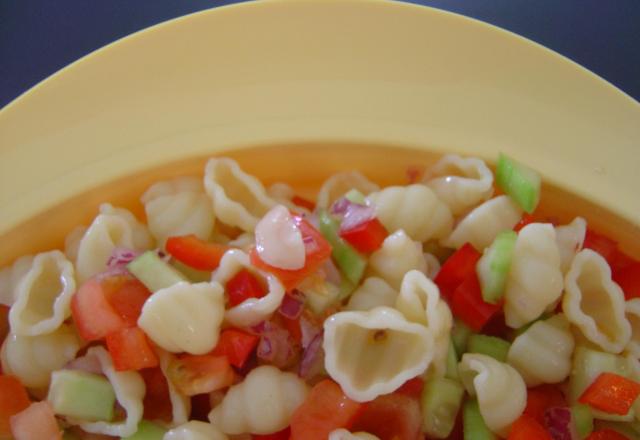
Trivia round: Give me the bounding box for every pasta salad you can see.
[1,153,640,440]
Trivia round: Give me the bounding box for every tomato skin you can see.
[105,327,159,371]
[210,329,259,369]
[10,401,61,440]
[139,367,173,422]
[579,372,640,415]
[449,272,501,332]
[167,354,234,396]
[290,380,364,440]
[507,414,552,440]
[351,392,422,440]
[613,261,640,300]
[339,218,388,253]
[166,234,229,271]
[252,427,291,440]
[226,269,267,307]
[523,385,567,425]
[434,243,482,300]
[0,375,30,437]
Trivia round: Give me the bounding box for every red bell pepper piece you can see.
[449,271,501,332]
[210,329,259,369]
[507,414,552,440]
[583,229,618,266]
[226,269,267,307]
[613,261,640,300]
[579,372,640,415]
[105,327,159,371]
[292,196,316,212]
[513,213,536,232]
[166,234,229,271]
[434,243,482,299]
[587,429,630,440]
[339,217,388,253]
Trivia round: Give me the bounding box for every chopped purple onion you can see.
[257,337,274,361]
[299,315,322,349]
[340,203,375,232]
[303,234,320,253]
[544,407,578,440]
[299,332,325,379]
[278,293,305,320]
[321,259,342,286]
[65,354,103,375]
[331,197,352,215]
[255,320,298,368]
[106,247,141,268]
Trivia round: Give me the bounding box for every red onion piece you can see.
[255,321,297,368]
[299,315,322,349]
[331,197,352,215]
[340,203,375,232]
[303,234,320,254]
[249,321,268,335]
[278,293,305,320]
[65,354,103,375]
[544,407,578,440]
[106,247,141,269]
[95,265,131,281]
[299,332,325,379]
[257,337,274,361]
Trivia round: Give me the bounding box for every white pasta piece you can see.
[228,232,255,250]
[368,230,427,289]
[1,324,81,389]
[9,250,76,336]
[507,315,575,387]
[458,353,527,437]
[423,154,494,215]
[203,158,276,232]
[366,184,453,243]
[346,277,398,312]
[625,299,640,358]
[555,217,587,273]
[138,281,225,355]
[323,307,434,402]
[141,176,215,247]
[208,365,308,435]
[255,205,305,270]
[75,346,145,438]
[316,171,379,210]
[157,350,191,428]
[0,255,33,307]
[563,249,631,353]
[212,250,285,327]
[441,195,522,251]
[396,271,452,377]
[64,225,87,262]
[75,204,153,282]
[266,182,311,214]
[423,253,441,279]
[329,429,380,440]
[504,223,564,329]
[164,421,228,440]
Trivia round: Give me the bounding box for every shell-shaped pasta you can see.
[138,282,225,355]
[157,350,191,428]
[164,421,228,440]
[228,232,255,251]
[423,253,441,279]
[507,315,575,387]
[441,195,522,251]
[368,230,427,289]
[329,429,380,440]
[266,182,311,214]
[346,277,397,312]
[64,226,87,262]
[423,155,494,215]
[396,271,452,376]
[504,223,563,329]
[366,184,453,242]
[458,353,527,437]
[212,250,285,327]
[208,366,308,435]
[555,217,587,273]
[563,249,631,353]
[9,250,76,336]
[76,346,145,438]
[203,158,276,232]
[323,307,434,402]
[141,177,215,247]
[0,255,33,307]
[316,171,379,210]
[1,324,81,388]
[625,299,640,358]
[76,204,153,282]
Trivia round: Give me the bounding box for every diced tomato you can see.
[523,385,567,425]
[290,380,364,440]
[253,427,291,440]
[292,196,316,212]
[406,165,424,184]
[71,277,128,341]
[339,217,388,253]
[105,327,159,371]
[226,269,267,307]
[251,216,332,291]
[587,429,630,440]
[434,243,482,299]
[10,401,61,440]
[0,375,30,437]
[449,272,502,332]
[579,372,640,415]
[446,410,464,440]
[0,306,8,347]
[210,329,259,369]
[139,367,173,422]
[351,392,422,440]
[189,393,213,423]
[514,213,536,232]
[166,354,234,396]
[583,229,618,266]
[613,261,640,300]
[395,377,424,399]
[166,234,229,271]
[507,414,552,440]
[102,277,152,327]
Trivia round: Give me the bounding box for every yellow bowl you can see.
[0,0,639,265]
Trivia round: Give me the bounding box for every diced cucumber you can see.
[452,319,473,356]
[344,189,367,205]
[467,334,511,363]
[463,399,497,440]
[446,340,460,381]
[421,377,465,438]
[337,277,356,302]
[48,370,116,422]
[496,153,541,214]
[571,404,594,439]
[593,420,640,438]
[476,230,517,304]
[122,420,166,440]
[318,210,367,285]
[127,251,187,292]
[300,281,341,315]
[171,260,211,283]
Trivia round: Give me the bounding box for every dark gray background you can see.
[1,0,639,108]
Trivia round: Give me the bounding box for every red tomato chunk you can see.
[351,392,422,440]
[507,414,552,440]
[435,243,481,300]
[579,373,640,415]
[0,375,30,438]
[10,401,60,440]
[226,269,267,307]
[105,327,158,371]
[166,234,229,271]
[211,329,259,369]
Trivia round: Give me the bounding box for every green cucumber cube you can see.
[463,399,497,440]
[421,377,465,438]
[467,334,511,363]
[496,153,541,214]
[477,230,517,304]
[122,420,166,440]
[127,251,187,292]
[48,370,116,422]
